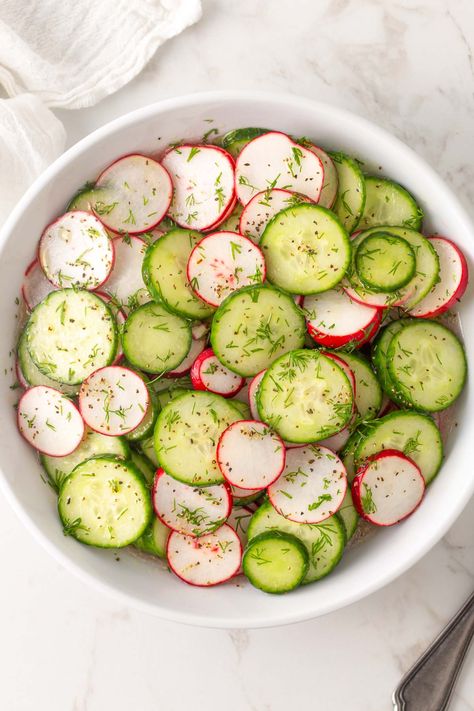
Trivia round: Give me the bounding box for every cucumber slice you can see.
[257,350,353,443]
[122,302,191,374]
[154,391,240,485]
[26,289,117,385]
[139,434,159,468]
[330,152,366,233]
[371,319,412,406]
[243,531,309,594]
[130,450,155,487]
[358,176,423,232]
[229,398,251,419]
[125,389,158,442]
[260,204,351,294]
[336,351,382,420]
[247,500,346,583]
[41,428,130,490]
[338,488,359,540]
[58,456,152,547]
[210,285,306,377]
[387,320,467,411]
[17,330,78,396]
[221,127,269,157]
[354,410,443,484]
[142,229,214,319]
[134,516,170,558]
[355,232,416,292]
[67,183,100,211]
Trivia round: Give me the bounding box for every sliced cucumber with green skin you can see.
[122,301,191,374]
[338,487,359,540]
[138,435,159,467]
[357,176,423,232]
[260,204,351,295]
[221,127,269,158]
[58,456,152,548]
[257,350,353,443]
[229,399,252,419]
[340,431,360,483]
[243,531,309,594]
[154,390,240,485]
[210,284,306,377]
[371,319,413,406]
[41,428,130,490]
[336,351,382,420]
[330,152,366,233]
[247,500,346,584]
[355,232,416,292]
[125,389,158,442]
[348,226,439,310]
[387,320,467,412]
[17,330,78,396]
[26,289,118,385]
[354,410,443,484]
[154,385,190,410]
[130,450,155,487]
[134,516,170,558]
[142,229,214,319]
[67,183,100,211]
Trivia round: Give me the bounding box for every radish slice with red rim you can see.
[235,132,324,205]
[22,259,56,311]
[166,336,207,377]
[187,231,265,307]
[408,236,468,318]
[217,419,285,490]
[39,211,114,290]
[316,419,354,452]
[191,321,210,341]
[167,524,242,587]
[79,366,149,436]
[239,189,312,243]
[152,468,231,537]
[17,385,84,456]
[227,506,253,572]
[204,194,238,232]
[15,359,28,389]
[305,144,338,208]
[102,235,148,311]
[190,348,245,397]
[93,154,172,234]
[248,369,266,420]
[352,449,425,526]
[303,288,382,349]
[162,144,235,231]
[267,445,347,524]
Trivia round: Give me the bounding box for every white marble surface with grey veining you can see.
[2,1,474,709]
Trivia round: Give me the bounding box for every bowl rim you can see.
[1,89,473,628]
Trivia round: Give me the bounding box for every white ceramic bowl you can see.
[0,91,473,628]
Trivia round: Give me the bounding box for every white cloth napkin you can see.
[0,0,202,224]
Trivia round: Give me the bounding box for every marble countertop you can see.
[2,1,474,709]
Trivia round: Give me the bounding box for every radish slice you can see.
[239,189,312,243]
[79,366,149,436]
[22,259,56,311]
[102,235,148,311]
[248,369,266,420]
[204,194,238,233]
[231,483,261,500]
[95,291,126,363]
[167,524,242,587]
[39,211,114,290]
[267,445,347,524]
[17,385,84,456]
[162,144,235,231]
[15,359,28,389]
[191,321,210,341]
[408,237,468,318]
[303,288,382,349]
[293,295,304,307]
[190,348,245,397]
[167,336,206,377]
[342,280,412,309]
[352,449,425,526]
[152,468,231,537]
[321,352,357,403]
[217,419,285,490]
[306,144,338,208]
[317,421,353,452]
[235,132,324,205]
[93,154,172,234]
[187,231,265,307]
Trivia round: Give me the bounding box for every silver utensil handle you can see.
[393,591,474,711]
